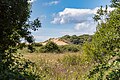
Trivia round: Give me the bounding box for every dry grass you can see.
[23,52,81,64]
[22,52,93,80]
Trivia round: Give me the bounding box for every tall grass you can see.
[23,52,94,80]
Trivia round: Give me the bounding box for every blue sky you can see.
[29,0,112,42]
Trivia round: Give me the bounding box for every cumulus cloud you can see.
[74,21,97,34]
[51,7,114,24]
[51,7,114,33]
[43,1,60,6]
[51,8,95,24]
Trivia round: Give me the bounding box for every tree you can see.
[84,0,120,79]
[0,0,41,79]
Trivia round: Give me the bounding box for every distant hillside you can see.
[60,34,92,45]
[41,34,92,46]
[41,38,70,46]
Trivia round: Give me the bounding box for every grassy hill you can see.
[40,34,92,46]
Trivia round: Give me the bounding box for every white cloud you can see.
[51,7,114,34]
[51,8,96,24]
[74,21,97,34]
[43,1,60,6]
[51,7,114,24]
[28,0,36,3]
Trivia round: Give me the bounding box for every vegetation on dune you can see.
[59,45,80,53]
[34,43,80,53]
[61,34,92,45]
[39,41,60,53]
[32,34,92,54]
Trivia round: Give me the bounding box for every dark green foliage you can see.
[59,45,80,53]
[61,34,92,45]
[111,0,120,8]
[34,43,43,47]
[0,0,41,52]
[38,44,80,53]
[0,53,40,80]
[0,0,41,79]
[39,41,60,53]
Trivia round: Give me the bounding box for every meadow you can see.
[20,48,94,80]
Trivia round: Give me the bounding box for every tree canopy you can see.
[0,0,41,79]
[83,0,120,79]
[0,0,41,52]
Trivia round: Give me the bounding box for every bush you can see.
[39,41,60,53]
[84,4,120,79]
[34,43,43,47]
[37,42,80,53]
[59,45,80,53]
[0,53,41,80]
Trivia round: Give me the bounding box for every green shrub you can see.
[34,43,43,47]
[39,41,60,53]
[0,53,41,80]
[38,44,80,53]
[84,3,120,79]
[59,45,80,53]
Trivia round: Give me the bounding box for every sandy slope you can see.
[42,38,69,45]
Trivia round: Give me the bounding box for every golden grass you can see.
[22,52,93,80]
[23,52,81,64]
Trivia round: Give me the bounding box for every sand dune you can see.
[42,38,69,45]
